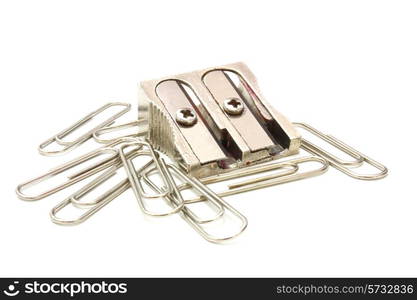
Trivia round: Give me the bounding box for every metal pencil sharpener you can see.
[139,62,301,178]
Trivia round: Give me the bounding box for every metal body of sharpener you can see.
[138,62,301,178]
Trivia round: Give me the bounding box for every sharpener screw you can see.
[176,108,197,127]
[223,97,244,115]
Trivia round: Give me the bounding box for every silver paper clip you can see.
[294,122,388,180]
[173,156,329,203]
[142,163,225,224]
[16,147,120,201]
[93,120,148,144]
[119,139,183,216]
[143,163,248,243]
[16,139,142,201]
[38,102,131,156]
[50,150,152,225]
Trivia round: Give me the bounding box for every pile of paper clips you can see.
[15,101,388,243]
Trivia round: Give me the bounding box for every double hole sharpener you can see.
[139,62,301,178]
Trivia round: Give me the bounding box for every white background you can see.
[1,0,416,277]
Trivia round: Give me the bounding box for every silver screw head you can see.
[223,97,244,115]
[176,108,197,127]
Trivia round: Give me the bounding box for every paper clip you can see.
[50,151,153,225]
[119,139,182,216]
[93,120,148,144]
[293,122,363,167]
[143,163,248,243]
[16,138,142,201]
[141,158,298,219]
[70,150,148,208]
[226,156,328,192]
[38,102,131,156]
[142,163,225,224]
[16,147,120,201]
[294,122,388,180]
[172,156,328,203]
